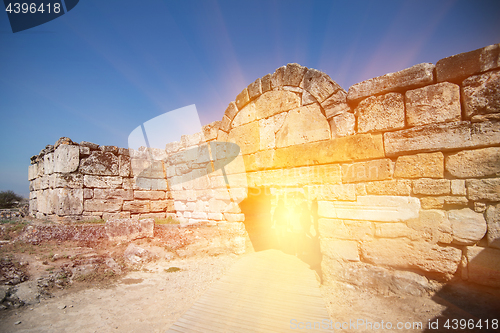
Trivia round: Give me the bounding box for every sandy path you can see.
[0,255,238,333]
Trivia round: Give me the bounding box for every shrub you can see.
[0,190,24,209]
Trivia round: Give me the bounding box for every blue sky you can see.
[1,0,499,197]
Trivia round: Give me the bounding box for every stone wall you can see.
[28,43,500,289]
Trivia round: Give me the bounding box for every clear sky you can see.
[1,0,499,197]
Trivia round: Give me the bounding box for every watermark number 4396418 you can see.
[3,0,79,33]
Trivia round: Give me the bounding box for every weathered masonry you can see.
[29,43,500,290]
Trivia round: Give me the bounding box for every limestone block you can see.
[462,70,500,118]
[93,188,133,201]
[122,200,150,213]
[319,219,373,240]
[306,184,356,201]
[412,179,450,195]
[405,82,461,126]
[420,196,468,209]
[271,66,285,89]
[384,121,500,156]
[118,155,131,177]
[394,152,444,179]
[243,150,275,172]
[406,209,451,244]
[227,121,260,155]
[283,63,307,87]
[134,190,165,200]
[320,238,359,261]
[173,201,186,211]
[258,112,287,150]
[223,213,245,222]
[253,90,301,120]
[53,173,83,189]
[302,68,341,103]
[471,113,500,123]
[361,238,461,278]
[36,160,44,177]
[102,212,131,220]
[347,63,435,104]
[273,134,384,168]
[150,200,168,212]
[202,121,220,142]
[84,199,123,213]
[105,218,154,242]
[165,140,183,155]
[466,178,500,201]
[329,112,355,138]
[318,195,420,222]
[235,88,250,110]
[465,246,500,287]
[485,204,500,249]
[450,179,466,195]
[341,159,392,183]
[365,180,411,196]
[83,188,93,199]
[436,43,500,83]
[181,132,204,148]
[447,208,487,245]
[375,222,412,238]
[191,211,208,219]
[356,93,404,133]
[208,212,224,220]
[219,115,231,132]
[79,151,119,176]
[83,175,122,189]
[247,78,262,100]
[321,90,351,119]
[261,73,272,93]
[43,152,54,174]
[80,141,100,150]
[28,164,38,181]
[79,146,91,156]
[54,145,79,173]
[232,101,257,128]
[56,188,83,216]
[446,147,500,178]
[281,164,342,186]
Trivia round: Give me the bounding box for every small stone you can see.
[448,208,487,245]
[15,321,21,325]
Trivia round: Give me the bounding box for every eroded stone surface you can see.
[448,208,487,245]
[356,93,405,133]
[485,203,500,249]
[462,70,500,118]
[406,82,461,126]
[446,147,500,178]
[394,152,444,179]
[106,218,154,242]
[465,246,500,287]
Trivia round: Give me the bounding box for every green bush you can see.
[0,190,24,209]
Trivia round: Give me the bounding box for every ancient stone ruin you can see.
[28,43,500,292]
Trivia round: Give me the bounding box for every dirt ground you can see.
[1,219,500,333]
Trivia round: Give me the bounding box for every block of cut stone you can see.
[412,179,450,195]
[462,70,500,118]
[105,218,154,242]
[341,159,392,183]
[448,208,487,245]
[446,147,500,178]
[436,43,500,83]
[384,121,500,156]
[466,178,500,201]
[235,88,250,110]
[275,104,330,148]
[79,151,119,176]
[84,199,123,213]
[55,188,83,215]
[405,82,461,126]
[321,90,350,119]
[318,195,420,222]
[394,152,444,179]
[302,68,342,103]
[247,78,262,100]
[486,204,500,249]
[347,63,435,104]
[283,63,307,87]
[465,246,500,288]
[54,144,79,173]
[329,112,355,138]
[356,93,405,133]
